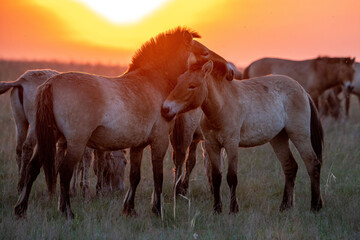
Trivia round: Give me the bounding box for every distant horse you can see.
[70,149,127,198]
[0,70,126,198]
[92,149,128,195]
[14,27,212,219]
[344,62,360,116]
[171,62,241,195]
[243,57,355,107]
[162,55,324,214]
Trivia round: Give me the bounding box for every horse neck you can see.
[315,61,344,91]
[124,65,185,100]
[201,77,227,121]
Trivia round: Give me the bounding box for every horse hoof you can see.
[122,208,137,217]
[213,203,222,214]
[175,184,188,196]
[310,200,323,212]
[152,206,161,217]
[229,202,239,214]
[14,204,27,219]
[279,202,293,212]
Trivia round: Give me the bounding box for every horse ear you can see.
[187,53,197,69]
[202,60,213,75]
[226,69,234,81]
[183,31,193,45]
[227,62,242,79]
[351,57,356,64]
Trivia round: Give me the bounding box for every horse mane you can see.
[127,27,201,72]
[315,56,354,65]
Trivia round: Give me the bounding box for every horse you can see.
[171,62,241,196]
[162,55,324,214]
[92,149,128,195]
[70,149,127,198]
[14,27,213,219]
[0,70,59,191]
[243,57,355,107]
[344,62,360,116]
[0,70,127,198]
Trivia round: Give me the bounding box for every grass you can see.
[0,61,359,239]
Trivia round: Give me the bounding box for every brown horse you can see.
[243,57,355,107]
[171,61,241,196]
[0,70,127,199]
[14,27,213,219]
[345,62,360,116]
[0,70,59,191]
[162,55,324,214]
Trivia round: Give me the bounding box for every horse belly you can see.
[238,110,285,147]
[88,123,152,151]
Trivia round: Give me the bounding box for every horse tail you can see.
[35,82,57,196]
[242,65,250,79]
[0,80,22,94]
[309,96,324,161]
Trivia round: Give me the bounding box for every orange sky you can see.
[1,0,359,67]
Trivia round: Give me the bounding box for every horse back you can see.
[246,58,315,91]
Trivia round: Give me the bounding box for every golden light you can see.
[30,0,228,53]
[75,0,173,24]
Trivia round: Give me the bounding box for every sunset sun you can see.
[75,0,172,24]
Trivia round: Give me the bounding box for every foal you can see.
[162,56,324,213]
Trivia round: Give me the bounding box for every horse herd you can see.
[0,27,357,219]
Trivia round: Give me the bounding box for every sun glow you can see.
[75,0,173,24]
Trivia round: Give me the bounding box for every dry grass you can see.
[0,60,359,239]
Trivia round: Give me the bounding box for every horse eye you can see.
[188,85,196,90]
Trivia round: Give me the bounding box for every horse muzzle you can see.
[345,82,354,93]
[161,104,176,121]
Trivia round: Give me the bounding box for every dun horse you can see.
[162,55,324,214]
[345,62,360,116]
[0,70,127,198]
[171,62,241,195]
[243,57,355,107]
[14,27,213,219]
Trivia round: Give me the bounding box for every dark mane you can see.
[127,27,200,72]
[315,56,354,65]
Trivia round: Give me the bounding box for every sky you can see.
[0,0,359,67]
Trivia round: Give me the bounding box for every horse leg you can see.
[201,142,213,194]
[70,161,80,197]
[55,136,67,173]
[181,139,199,195]
[10,88,28,173]
[58,144,85,219]
[270,130,298,211]
[94,150,106,196]
[17,131,36,193]
[204,139,223,214]
[345,89,351,117]
[14,150,41,218]
[224,144,239,214]
[123,147,144,216]
[171,144,187,195]
[80,148,92,200]
[150,138,168,217]
[291,136,323,212]
[103,152,113,194]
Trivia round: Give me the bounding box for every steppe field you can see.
[0,60,359,239]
